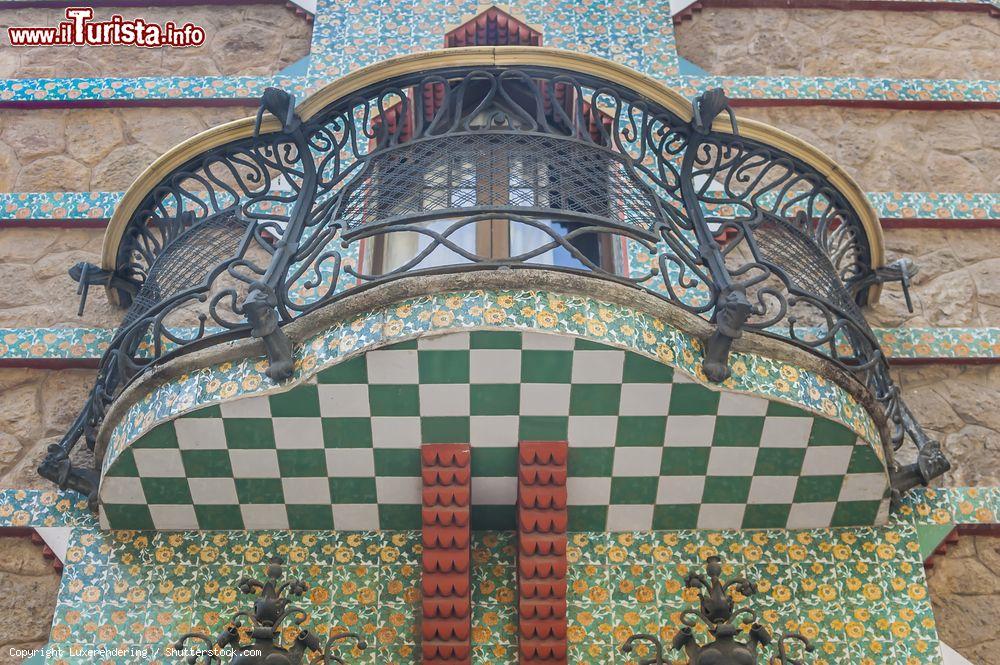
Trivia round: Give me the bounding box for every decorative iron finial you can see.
[620,556,813,665]
[172,556,366,664]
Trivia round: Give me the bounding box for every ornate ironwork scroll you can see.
[46,60,948,505]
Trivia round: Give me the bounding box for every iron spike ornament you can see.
[172,556,366,664]
[620,556,813,665]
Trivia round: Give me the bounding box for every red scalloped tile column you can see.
[517,441,569,664]
[421,443,472,664]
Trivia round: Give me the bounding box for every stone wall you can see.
[736,107,999,193]
[0,4,311,78]
[0,106,255,192]
[675,7,1000,80]
[0,536,61,664]
[927,535,1000,664]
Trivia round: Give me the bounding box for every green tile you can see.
[368,385,420,416]
[418,350,469,383]
[470,448,516,477]
[223,418,276,449]
[712,416,765,447]
[422,416,470,443]
[831,500,880,527]
[329,477,378,504]
[316,356,367,383]
[793,476,843,503]
[652,504,699,530]
[134,423,178,449]
[574,339,610,351]
[286,504,334,529]
[610,477,658,504]
[379,504,422,529]
[322,417,373,448]
[470,331,521,349]
[568,505,608,531]
[182,405,222,418]
[471,505,516,530]
[519,416,568,441]
[470,384,520,416]
[140,477,192,504]
[567,447,613,476]
[765,402,809,417]
[569,384,621,416]
[659,448,710,475]
[742,504,791,529]
[847,445,886,474]
[234,478,285,504]
[701,476,751,503]
[808,418,857,446]
[180,449,233,477]
[269,384,321,417]
[384,339,418,350]
[102,504,154,529]
[668,384,720,415]
[277,449,327,477]
[615,416,666,446]
[105,449,138,477]
[753,448,805,476]
[521,350,572,383]
[194,504,244,529]
[374,449,421,476]
[622,353,674,382]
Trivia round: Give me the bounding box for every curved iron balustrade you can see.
[43,59,948,507]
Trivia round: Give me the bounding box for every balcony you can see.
[42,47,948,530]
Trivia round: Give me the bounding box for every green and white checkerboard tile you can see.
[99,331,889,531]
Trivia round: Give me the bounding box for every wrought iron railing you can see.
[44,61,947,505]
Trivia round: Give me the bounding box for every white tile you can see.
[606,505,653,531]
[418,332,469,349]
[333,504,380,530]
[469,350,522,383]
[839,473,888,502]
[612,447,663,476]
[419,384,470,416]
[875,498,891,525]
[571,350,624,383]
[748,476,798,504]
[656,476,705,504]
[371,417,422,447]
[376,476,422,504]
[228,450,280,478]
[786,502,836,529]
[174,419,227,450]
[567,416,618,447]
[697,504,745,529]
[472,477,517,505]
[567,477,611,505]
[671,370,695,383]
[240,504,289,529]
[800,446,853,476]
[282,477,331,504]
[664,416,716,446]
[366,350,419,383]
[219,395,271,418]
[759,417,813,447]
[706,447,758,476]
[188,478,239,504]
[618,383,671,416]
[133,449,185,477]
[99,476,145,504]
[98,508,110,530]
[521,332,575,350]
[520,384,571,416]
[272,418,325,449]
[470,416,519,446]
[717,392,768,416]
[325,449,375,477]
[149,505,199,530]
[318,384,371,417]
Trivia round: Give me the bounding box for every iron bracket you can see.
[69,261,139,315]
[848,258,918,312]
[703,287,752,382]
[243,282,295,381]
